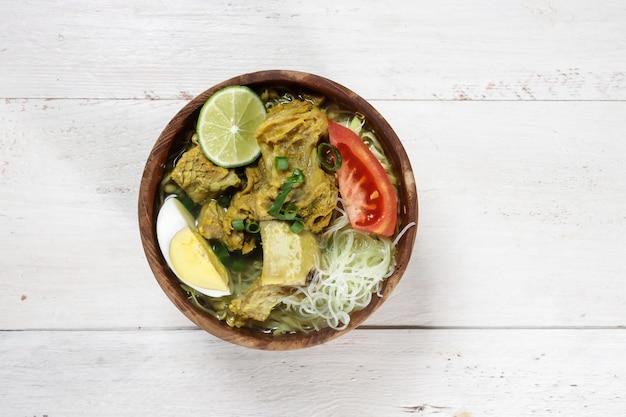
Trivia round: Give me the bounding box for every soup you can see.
[156,86,408,335]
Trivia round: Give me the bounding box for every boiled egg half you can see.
[156,196,231,297]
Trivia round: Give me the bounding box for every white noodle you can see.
[279,208,395,331]
[393,221,417,247]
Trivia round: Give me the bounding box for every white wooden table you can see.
[2,1,625,415]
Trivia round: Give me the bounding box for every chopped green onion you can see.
[233,219,261,233]
[290,221,304,234]
[289,168,305,184]
[283,204,299,220]
[231,219,245,231]
[245,221,260,234]
[267,182,294,219]
[317,142,342,171]
[275,156,289,171]
[268,167,306,220]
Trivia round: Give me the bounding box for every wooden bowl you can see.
[138,70,418,350]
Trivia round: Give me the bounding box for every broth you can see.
[158,86,398,335]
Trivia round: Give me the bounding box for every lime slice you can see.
[196,85,266,168]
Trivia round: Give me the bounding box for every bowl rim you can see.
[138,69,418,350]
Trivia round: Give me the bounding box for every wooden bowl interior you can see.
[138,70,418,350]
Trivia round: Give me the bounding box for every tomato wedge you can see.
[328,120,397,237]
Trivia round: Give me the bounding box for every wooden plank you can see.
[1,329,625,416]
[1,0,625,100]
[1,99,626,330]
[374,99,626,327]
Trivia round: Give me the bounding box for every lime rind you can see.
[196,85,266,168]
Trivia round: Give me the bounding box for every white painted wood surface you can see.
[2,329,625,416]
[1,1,625,416]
